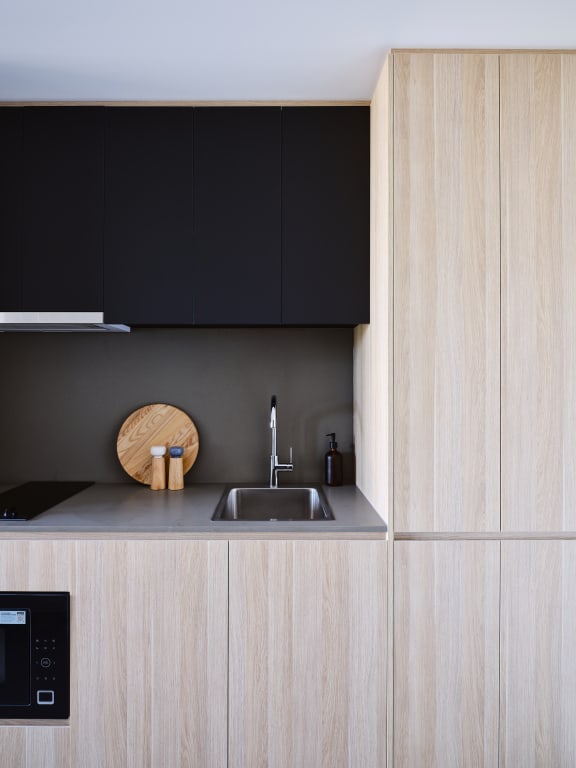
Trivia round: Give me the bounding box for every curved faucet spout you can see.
[270,395,277,451]
[270,395,278,470]
[269,395,293,488]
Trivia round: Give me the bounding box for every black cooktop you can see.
[0,481,94,521]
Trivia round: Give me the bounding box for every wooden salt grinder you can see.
[150,445,167,490]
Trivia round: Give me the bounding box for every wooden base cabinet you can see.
[394,539,576,767]
[394,541,500,767]
[228,540,387,768]
[0,539,228,768]
[0,538,386,767]
[500,540,576,766]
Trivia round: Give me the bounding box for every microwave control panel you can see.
[0,592,70,719]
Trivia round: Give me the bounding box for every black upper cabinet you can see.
[105,105,367,326]
[104,108,195,325]
[0,107,104,312]
[23,108,105,311]
[0,109,23,311]
[194,108,281,325]
[282,107,370,325]
[1,106,369,326]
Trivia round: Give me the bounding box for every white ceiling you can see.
[1,0,575,102]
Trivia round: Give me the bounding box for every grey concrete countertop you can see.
[0,482,386,537]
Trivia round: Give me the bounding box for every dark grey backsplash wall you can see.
[0,328,354,485]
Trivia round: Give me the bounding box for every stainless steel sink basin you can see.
[212,485,335,521]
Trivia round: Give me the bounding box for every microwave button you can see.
[40,657,52,668]
[37,690,54,705]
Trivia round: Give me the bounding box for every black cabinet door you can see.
[194,108,281,325]
[22,107,105,311]
[104,108,195,324]
[0,107,104,312]
[281,107,370,325]
[0,108,23,311]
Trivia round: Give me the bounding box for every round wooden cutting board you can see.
[116,403,199,485]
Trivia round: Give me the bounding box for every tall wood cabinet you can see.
[500,54,576,532]
[389,50,576,767]
[394,51,576,536]
[393,52,500,533]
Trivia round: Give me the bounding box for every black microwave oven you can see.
[0,592,70,719]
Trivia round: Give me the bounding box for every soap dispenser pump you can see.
[324,433,343,486]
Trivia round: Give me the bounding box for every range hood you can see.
[0,313,130,332]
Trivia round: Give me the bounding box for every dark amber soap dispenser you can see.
[324,432,343,486]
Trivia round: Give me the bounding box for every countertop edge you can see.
[0,529,387,540]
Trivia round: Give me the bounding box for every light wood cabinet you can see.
[500,540,576,766]
[228,539,387,768]
[393,52,501,532]
[500,54,576,531]
[393,541,500,767]
[393,51,576,534]
[0,537,385,767]
[0,726,71,768]
[385,49,576,768]
[0,539,228,768]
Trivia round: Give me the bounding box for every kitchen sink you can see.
[212,485,335,522]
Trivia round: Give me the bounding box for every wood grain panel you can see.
[0,728,26,768]
[354,53,391,523]
[500,540,576,765]
[501,54,576,531]
[228,540,386,768]
[0,540,228,768]
[25,727,71,768]
[394,540,500,767]
[393,53,500,531]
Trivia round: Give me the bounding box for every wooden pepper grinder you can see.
[168,446,184,490]
[150,445,167,490]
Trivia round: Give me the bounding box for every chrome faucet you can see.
[269,395,293,488]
